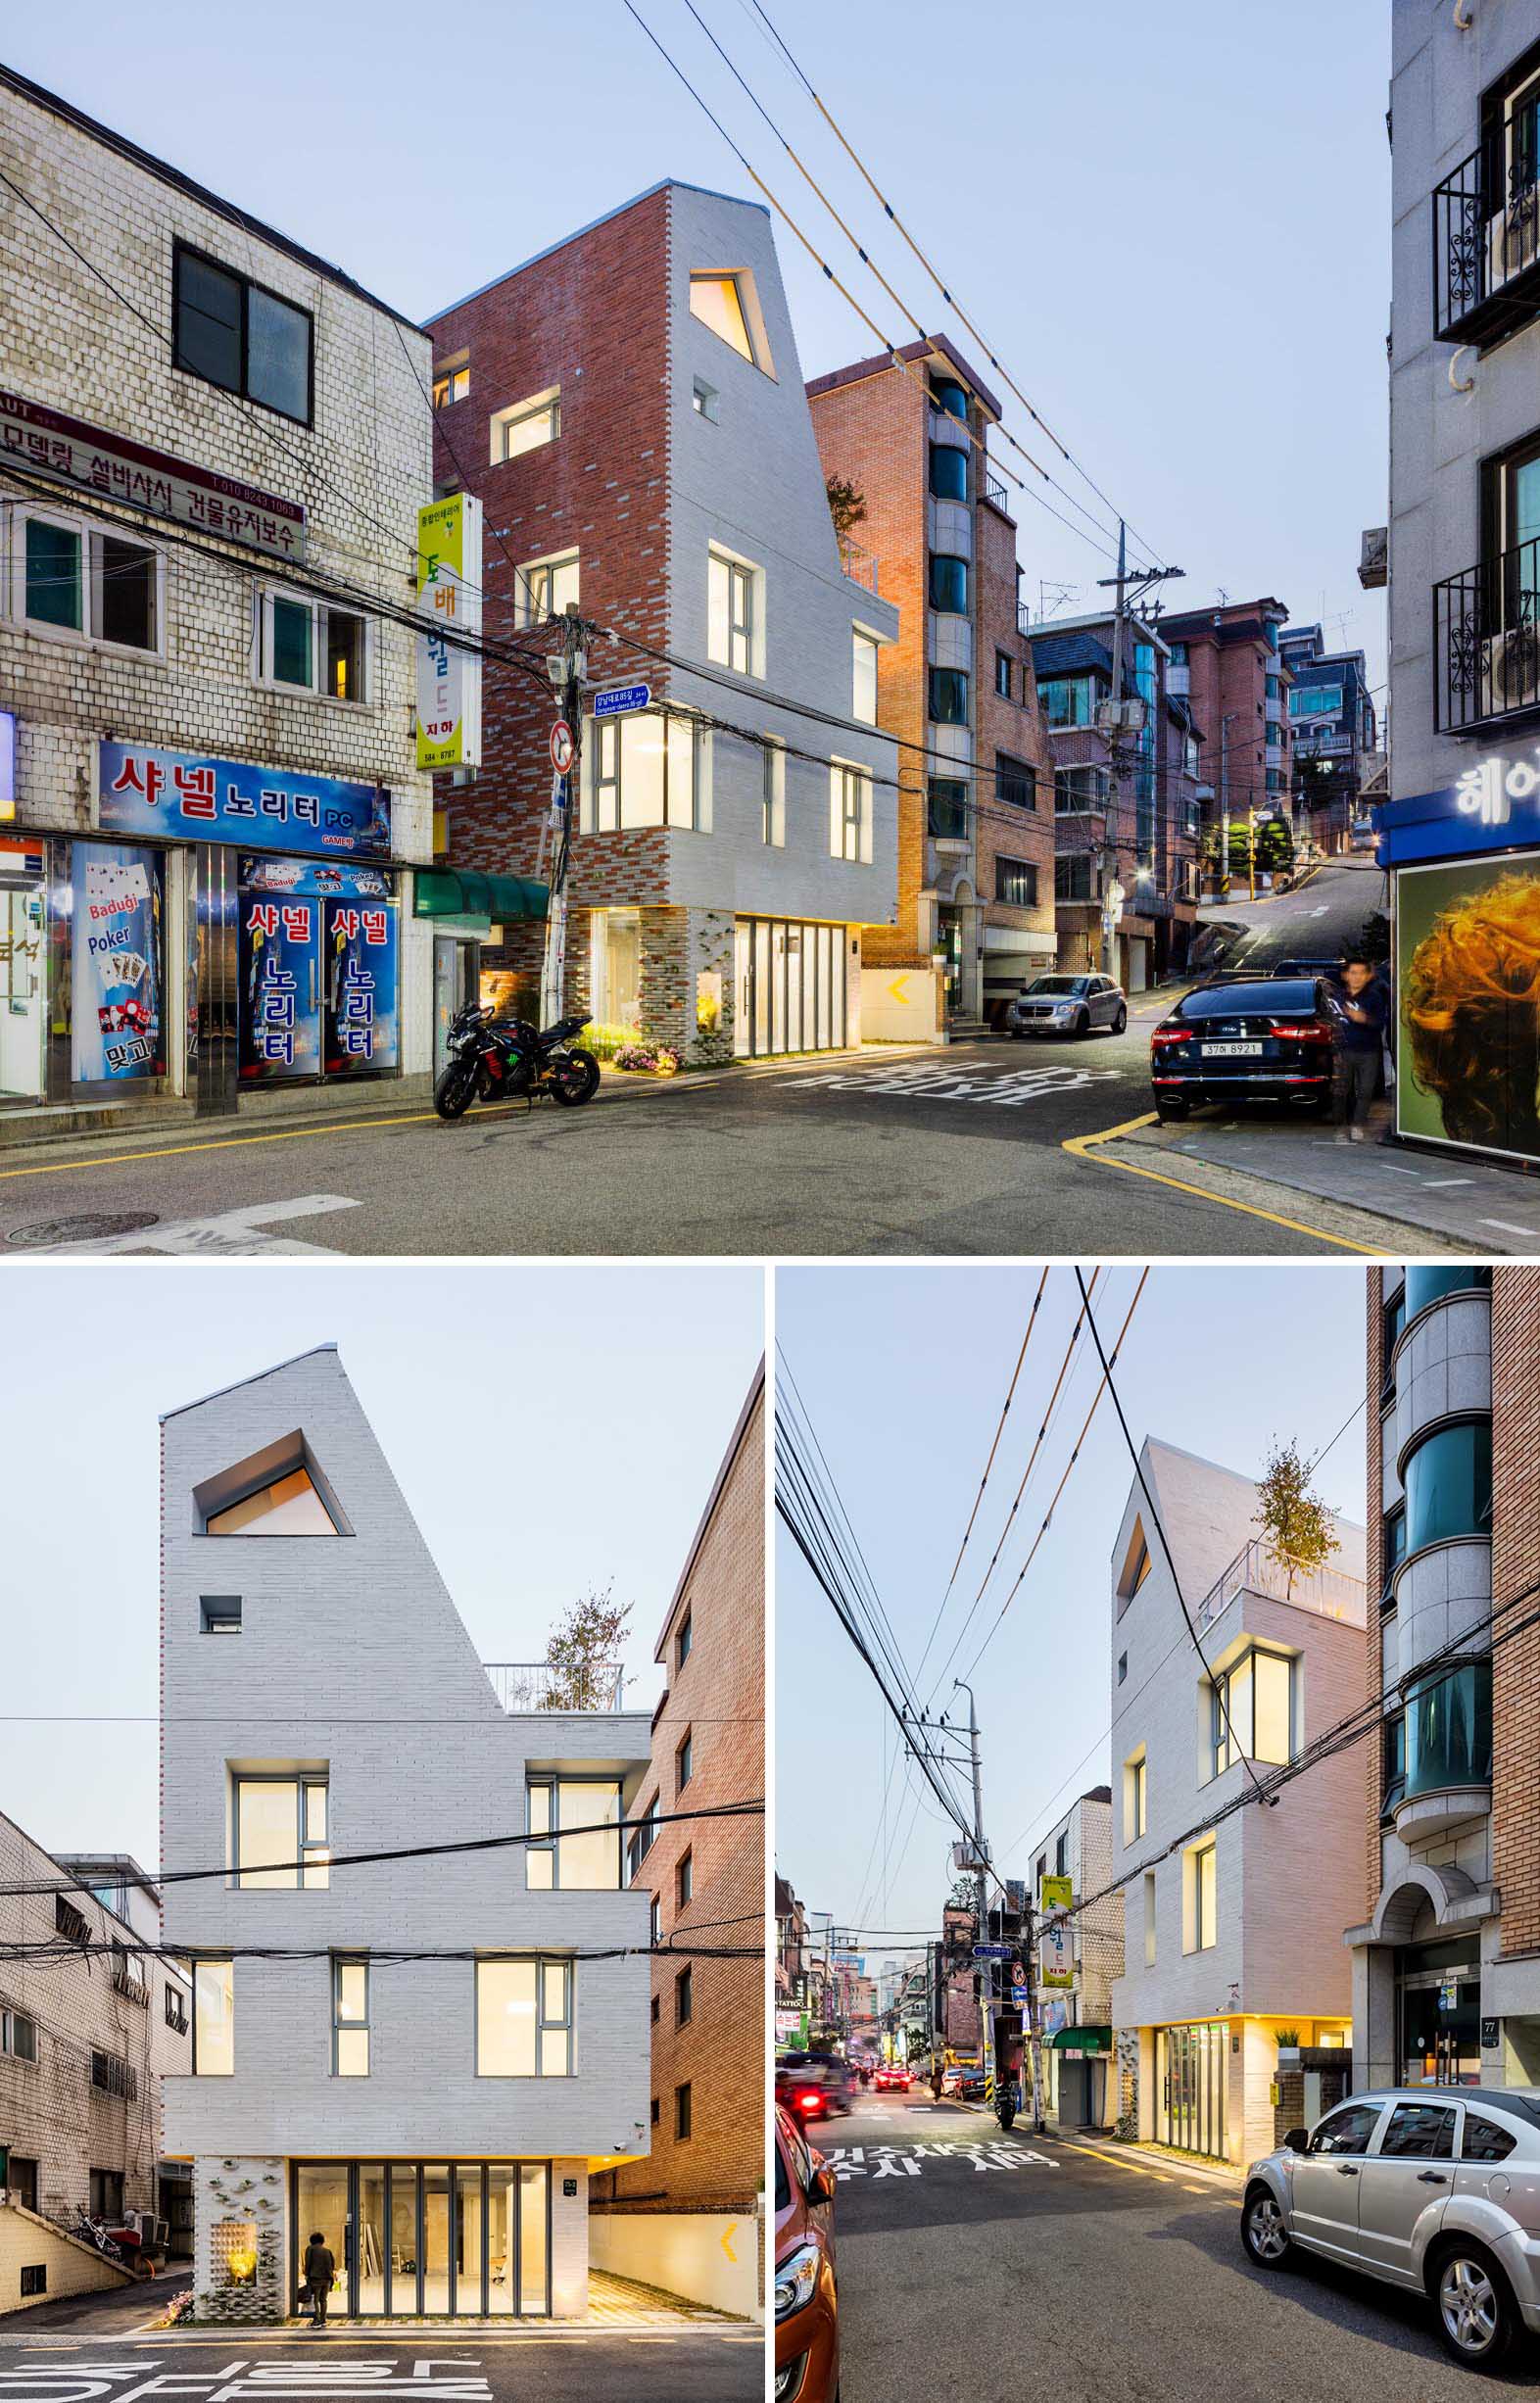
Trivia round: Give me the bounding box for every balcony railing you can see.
[1434,539,1540,733]
[982,468,1007,509]
[1198,1535,1366,1633]
[1433,142,1540,346]
[482,1660,625,1712]
[839,535,880,596]
[1018,601,1033,636]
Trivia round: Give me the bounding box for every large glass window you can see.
[931,378,969,421]
[708,553,756,674]
[1208,1647,1292,1778]
[207,1466,337,1535]
[525,1779,623,1890]
[830,765,871,862]
[995,751,1035,811]
[929,553,969,613]
[690,273,757,364]
[174,246,312,423]
[24,517,161,650]
[1288,684,1344,719]
[496,393,560,459]
[929,444,968,502]
[994,856,1036,908]
[929,667,969,725]
[1055,764,1110,813]
[928,778,969,839]
[1038,676,1097,728]
[1404,1265,1492,1318]
[1406,1658,1492,1800]
[193,1959,234,2074]
[233,1774,330,1889]
[588,711,704,832]
[515,552,579,630]
[1403,1419,1493,1554]
[333,1959,369,2076]
[476,1957,573,2077]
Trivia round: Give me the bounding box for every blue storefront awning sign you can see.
[99,740,391,860]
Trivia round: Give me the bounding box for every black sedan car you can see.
[1149,976,1343,1121]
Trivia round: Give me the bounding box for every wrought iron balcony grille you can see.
[1433,140,1540,346]
[1434,538,1540,733]
[482,1659,625,1712]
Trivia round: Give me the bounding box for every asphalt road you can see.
[0,2330,760,2400]
[1196,854,1390,978]
[0,1001,1395,1259]
[822,2090,1533,2402]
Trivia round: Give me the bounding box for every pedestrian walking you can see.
[1330,956,1388,1142]
[302,2231,335,2329]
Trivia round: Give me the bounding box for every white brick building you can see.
[160,1346,652,2321]
[1107,1443,1367,2165]
[0,64,436,1133]
[1027,1787,1120,2131]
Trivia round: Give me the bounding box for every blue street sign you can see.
[593,682,651,719]
[972,1944,1012,1960]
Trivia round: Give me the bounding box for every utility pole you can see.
[538,604,588,1029]
[1099,520,1129,981]
[1220,716,1229,902]
[954,1680,994,2096]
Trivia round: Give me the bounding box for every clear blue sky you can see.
[6,0,1388,690]
[1,1264,763,1873]
[775,1265,1368,1967]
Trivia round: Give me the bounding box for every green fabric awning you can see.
[413,869,548,922]
[1048,2025,1111,2052]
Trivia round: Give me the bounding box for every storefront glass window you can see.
[0,841,47,1103]
[70,842,166,1085]
[1403,1418,1493,1554]
[592,909,643,1030]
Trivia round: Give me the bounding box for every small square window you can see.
[433,361,469,409]
[20,2267,45,2298]
[200,1595,242,1634]
[496,392,560,461]
[692,378,719,421]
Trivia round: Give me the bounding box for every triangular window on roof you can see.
[1117,1518,1152,1609]
[690,272,766,369]
[207,1465,338,1537]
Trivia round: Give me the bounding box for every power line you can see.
[0,1800,763,1899]
[0,1938,764,1964]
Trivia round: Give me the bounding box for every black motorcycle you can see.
[433,1003,600,1120]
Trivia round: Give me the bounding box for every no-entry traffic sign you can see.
[550,720,575,774]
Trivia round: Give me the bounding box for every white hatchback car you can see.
[1242,2088,1540,2370]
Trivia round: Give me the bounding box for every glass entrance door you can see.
[1158,2021,1229,2158]
[0,850,46,1101]
[296,2160,553,2317]
[1398,1941,1481,2086]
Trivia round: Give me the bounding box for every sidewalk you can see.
[1120,1107,1540,1254]
[1052,2135,1244,2189]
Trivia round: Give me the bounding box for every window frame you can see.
[231,1771,331,1891]
[331,1956,370,2078]
[676,1964,694,2027]
[13,505,167,659]
[1,2005,37,2062]
[525,1774,625,1892]
[677,1611,694,1669]
[252,584,371,706]
[1206,1645,1294,1781]
[677,1728,694,1793]
[172,240,313,427]
[708,550,758,677]
[514,549,580,633]
[492,390,561,463]
[995,751,1036,812]
[626,1791,660,1883]
[994,854,1037,909]
[677,1849,694,1908]
[475,1954,574,2079]
[929,666,970,726]
[852,627,881,726]
[164,1983,187,2036]
[191,1957,235,2076]
[995,649,1013,699]
[432,362,469,410]
[675,2080,693,2139]
[761,740,786,847]
[830,761,873,864]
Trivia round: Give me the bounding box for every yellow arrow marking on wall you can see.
[720,2221,738,2264]
[886,975,911,1007]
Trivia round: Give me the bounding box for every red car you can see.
[775,2103,839,2403]
[875,2064,910,2091]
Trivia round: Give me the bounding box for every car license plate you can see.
[1200,1040,1263,1057]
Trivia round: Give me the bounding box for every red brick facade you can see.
[1161,597,1289,855]
[604,1368,765,2214]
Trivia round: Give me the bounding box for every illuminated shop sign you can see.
[98,742,390,860]
[1378,746,1540,867]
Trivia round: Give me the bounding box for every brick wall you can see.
[608,1375,764,2214]
[1491,1268,1540,1954]
[807,364,928,966]
[974,496,1055,955]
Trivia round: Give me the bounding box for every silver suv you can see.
[1242,2088,1540,2369]
[1006,974,1128,1039]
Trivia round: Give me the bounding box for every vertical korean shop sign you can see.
[416,493,483,771]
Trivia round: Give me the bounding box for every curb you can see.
[1061,1116,1387,1256]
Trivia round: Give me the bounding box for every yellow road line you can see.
[0,1101,535,1184]
[1066,2141,1176,2184]
[1062,1116,1384,1257]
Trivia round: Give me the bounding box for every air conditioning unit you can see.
[1486,188,1540,292]
[1482,622,1540,713]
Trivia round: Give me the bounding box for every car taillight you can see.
[796,2091,822,2112]
[1150,1028,1188,1048]
[1267,1021,1330,1043]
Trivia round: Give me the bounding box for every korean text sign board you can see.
[1,387,306,562]
[71,841,166,1083]
[99,742,390,861]
[416,493,483,771]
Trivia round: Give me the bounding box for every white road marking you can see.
[822,2139,1058,2181]
[775,1065,1120,1109]
[40,1196,360,1256]
[1482,1218,1540,1240]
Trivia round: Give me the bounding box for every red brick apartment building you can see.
[1348,1267,1540,2092]
[589,1363,765,2316]
[1158,597,1292,889]
[423,182,897,1065]
[807,337,1056,1033]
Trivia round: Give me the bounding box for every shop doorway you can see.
[1158,2020,1228,2158]
[1398,1939,1481,2086]
[734,917,847,1057]
[293,2159,552,2318]
[0,840,46,1102]
[238,860,399,1086]
[433,937,478,1076]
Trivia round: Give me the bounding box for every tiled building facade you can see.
[807,336,1055,1032]
[1160,597,1292,895]
[0,65,435,1130]
[424,181,898,1066]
